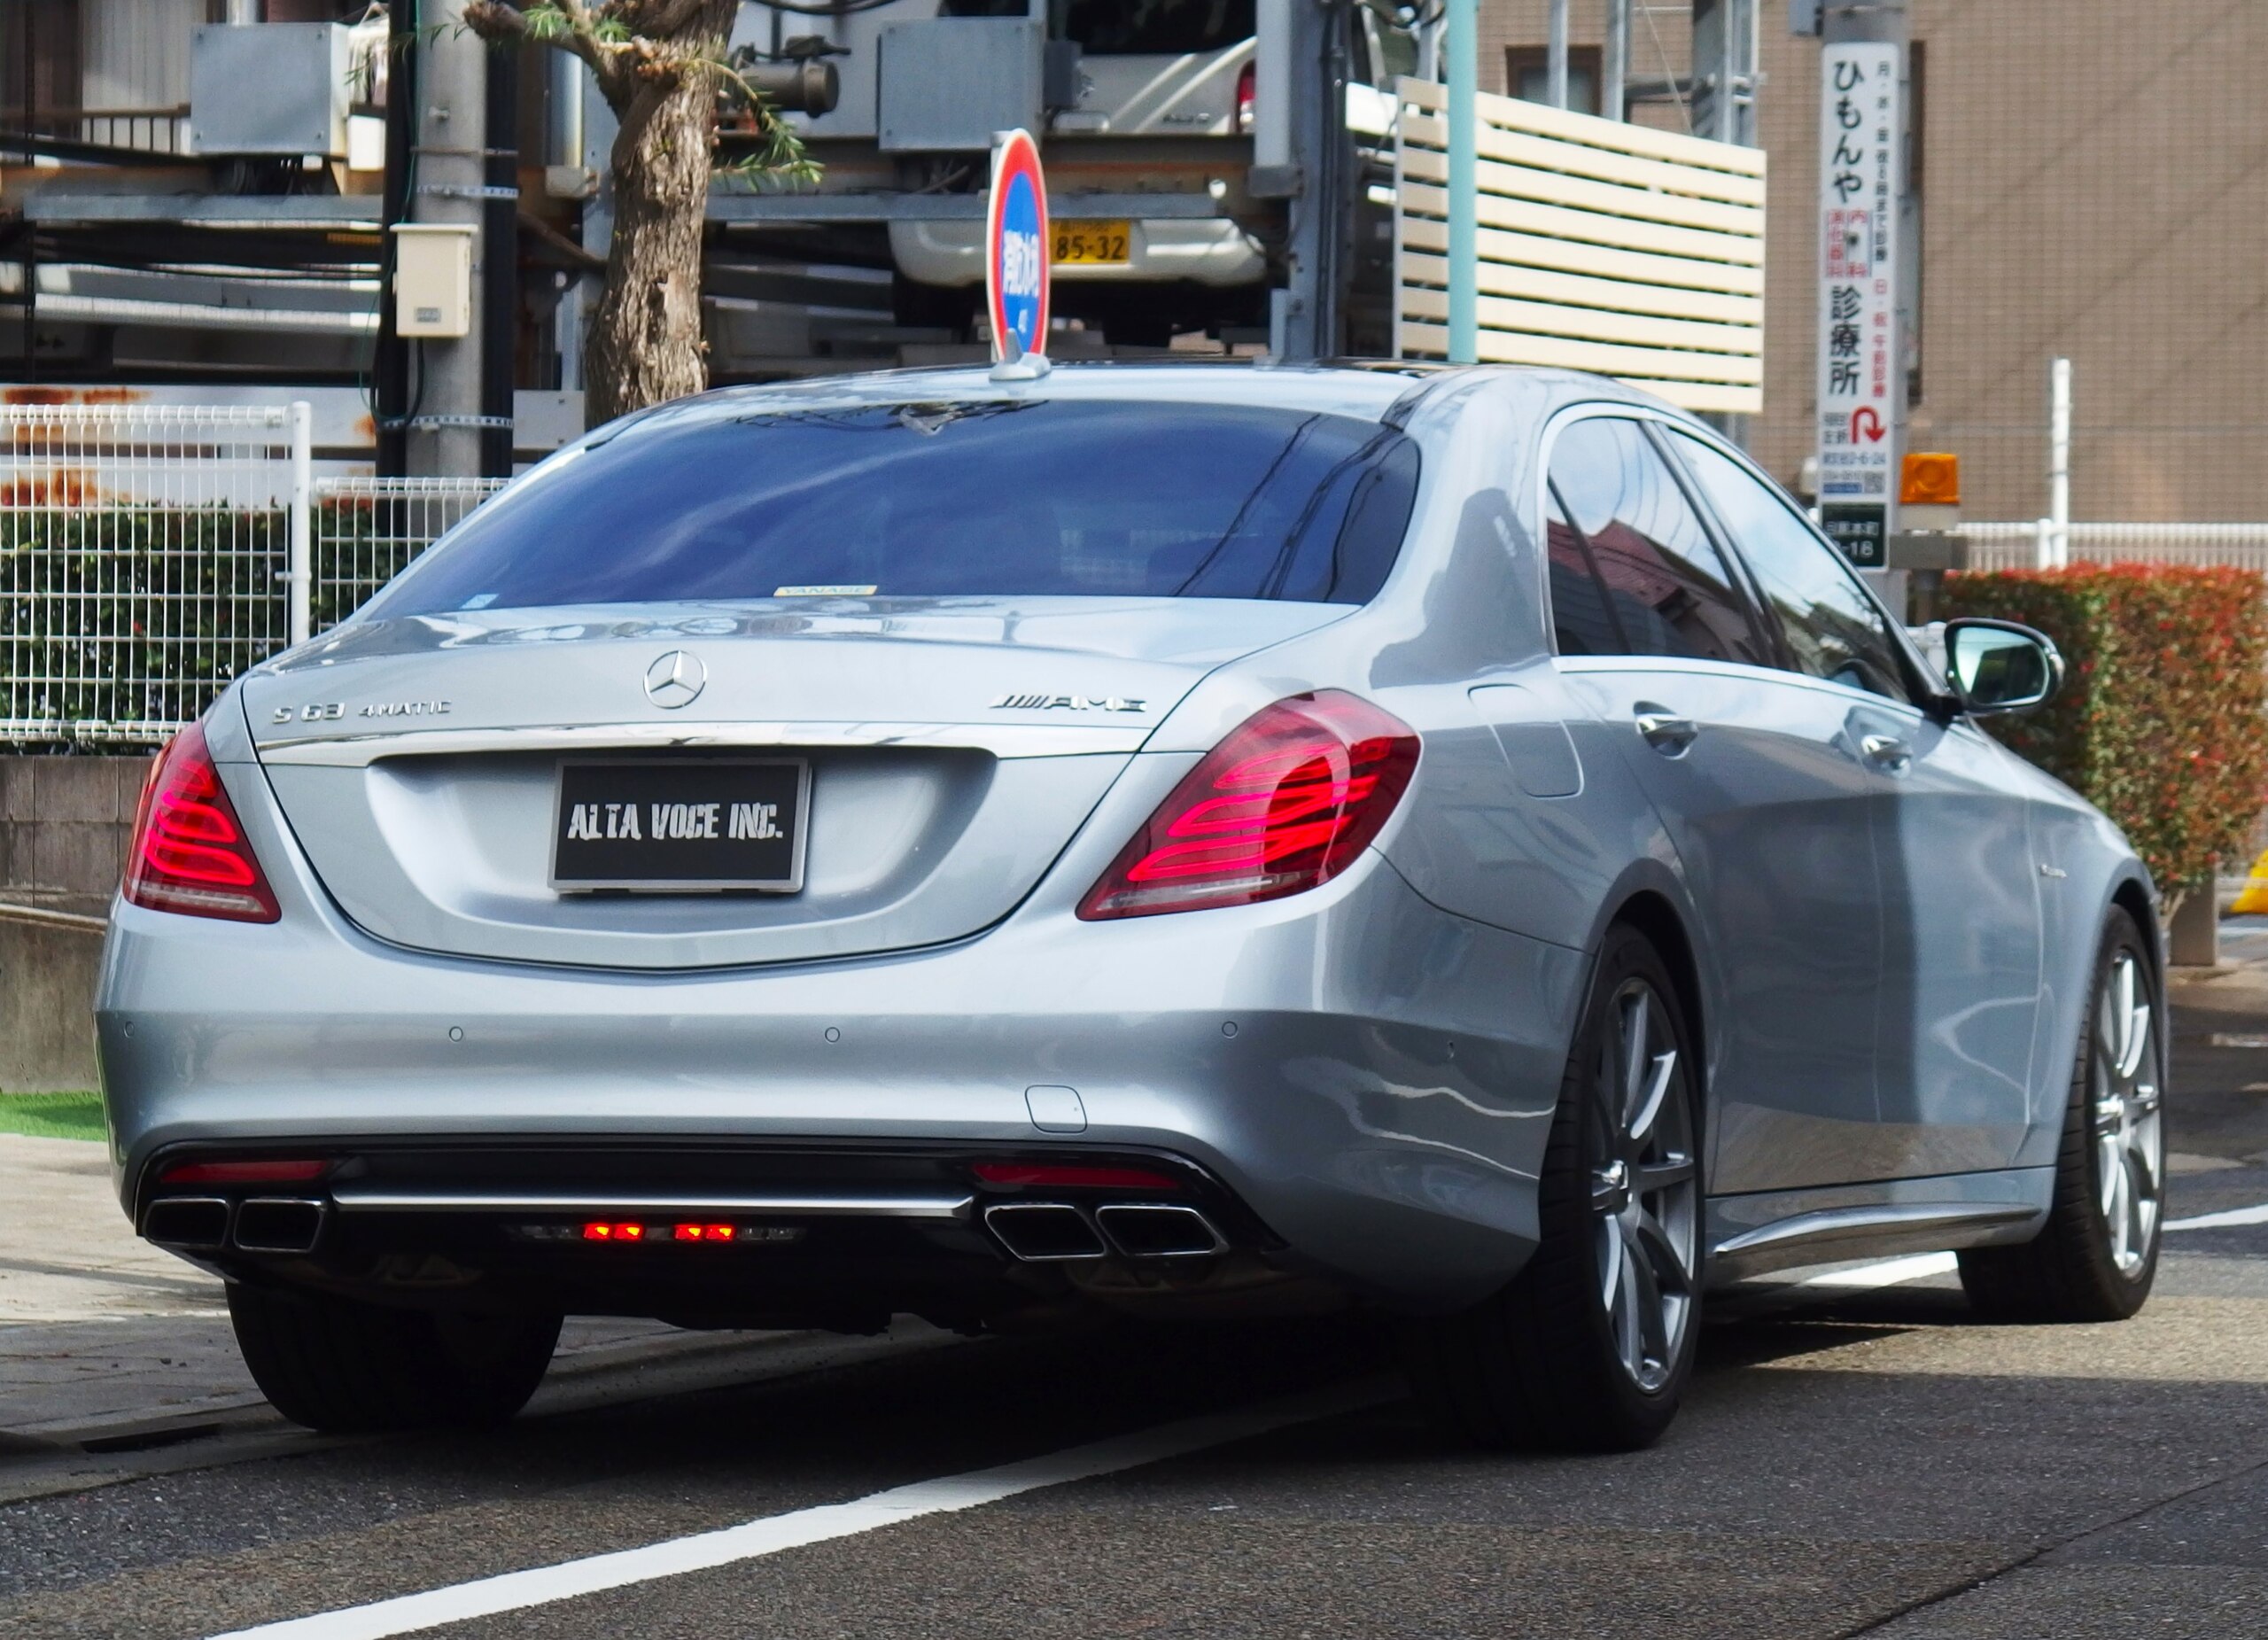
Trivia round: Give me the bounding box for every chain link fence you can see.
[0,404,498,747]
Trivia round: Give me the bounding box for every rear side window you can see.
[361,399,1419,619]
[1545,416,1770,668]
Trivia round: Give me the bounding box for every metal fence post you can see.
[288,400,314,647]
[2048,357,2071,570]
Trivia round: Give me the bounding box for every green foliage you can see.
[1941,564,2268,892]
[1,505,288,735]
[0,1091,105,1141]
[1,501,414,738]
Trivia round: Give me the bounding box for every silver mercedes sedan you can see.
[99,363,2163,1450]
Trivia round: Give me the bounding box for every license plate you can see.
[551,760,808,893]
[1052,221,1132,266]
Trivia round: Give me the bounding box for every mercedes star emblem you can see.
[642,649,706,710]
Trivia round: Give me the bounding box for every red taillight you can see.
[582,1222,647,1241]
[672,1223,737,1242]
[1077,691,1419,921]
[1235,60,1256,134]
[973,1162,1184,1192]
[159,1158,329,1185]
[123,721,280,923]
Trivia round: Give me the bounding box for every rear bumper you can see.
[97,857,1583,1314]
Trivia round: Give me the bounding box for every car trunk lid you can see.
[242,599,1340,969]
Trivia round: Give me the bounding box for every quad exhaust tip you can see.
[142,1195,329,1255]
[985,1201,1226,1263]
[983,1201,1107,1261]
[143,1196,230,1252]
[1093,1202,1227,1258]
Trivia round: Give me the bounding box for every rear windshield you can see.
[360,398,1419,619]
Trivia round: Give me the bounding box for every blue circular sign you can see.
[985,130,1050,361]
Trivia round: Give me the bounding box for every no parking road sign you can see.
[985,128,1050,369]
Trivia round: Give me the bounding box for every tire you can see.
[1959,905,2164,1323]
[228,1285,562,1434]
[1405,923,1705,1451]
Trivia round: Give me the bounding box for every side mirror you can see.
[1943,618,2063,715]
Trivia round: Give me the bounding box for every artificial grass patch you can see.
[0,1092,105,1142]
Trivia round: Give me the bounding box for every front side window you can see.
[1546,416,1770,667]
[1670,432,1914,704]
[361,399,1418,619]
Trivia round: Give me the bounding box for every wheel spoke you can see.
[1634,1155,1697,1194]
[2104,1150,2132,1268]
[1630,1205,1692,1299]
[1626,1222,1670,1368]
[1598,1214,1625,1312]
[2118,1003,2152,1081]
[1613,1225,1645,1373]
[1627,1051,1677,1148]
[1620,991,1652,1133]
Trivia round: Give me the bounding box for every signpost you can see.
[985,128,1051,378]
[1814,35,1902,566]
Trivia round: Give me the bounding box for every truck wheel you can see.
[1960,905,2164,1322]
[228,1285,561,1434]
[1405,924,1704,1450]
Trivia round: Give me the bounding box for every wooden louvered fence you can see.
[1392,77,1767,416]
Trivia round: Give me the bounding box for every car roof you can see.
[593,362,1698,452]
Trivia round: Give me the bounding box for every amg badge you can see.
[990,693,1147,712]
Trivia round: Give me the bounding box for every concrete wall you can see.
[0,756,148,1092]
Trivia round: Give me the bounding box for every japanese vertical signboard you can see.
[1815,41,1901,566]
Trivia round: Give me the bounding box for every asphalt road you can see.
[6,973,2268,1640]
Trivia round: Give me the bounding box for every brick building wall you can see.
[1478,2,2268,522]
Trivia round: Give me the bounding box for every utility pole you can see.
[1694,0,1760,145]
[1445,0,1476,362]
[407,2,491,478]
[479,47,517,478]
[1805,0,1907,569]
[1547,0,1570,110]
[1604,0,1628,122]
[374,0,416,476]
[1263,0,1347,362]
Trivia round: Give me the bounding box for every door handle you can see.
[1860,732,1912,772]
[1632,705,1698,757]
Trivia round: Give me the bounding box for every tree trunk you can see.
[584,7,734,426]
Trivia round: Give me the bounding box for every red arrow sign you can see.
[1850,406,1886,443]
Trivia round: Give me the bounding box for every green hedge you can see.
[1940,563,2268,895]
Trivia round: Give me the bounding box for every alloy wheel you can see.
[2093,950,2163,1276]
[1588,979,1701,1393]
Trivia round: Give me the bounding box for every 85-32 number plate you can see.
[550,759,808,893]
[1052,221,1131,265]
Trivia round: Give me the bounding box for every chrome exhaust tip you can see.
[231,1197,329,1255]
[143,1196,230,1251]
[1093,1203,1227,1258]
[983,1201,1107,1262]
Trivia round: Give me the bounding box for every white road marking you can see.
[1793,1252,1960,1289]
[206,1378,1395,1640]
[2166,1201,2268,1231]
